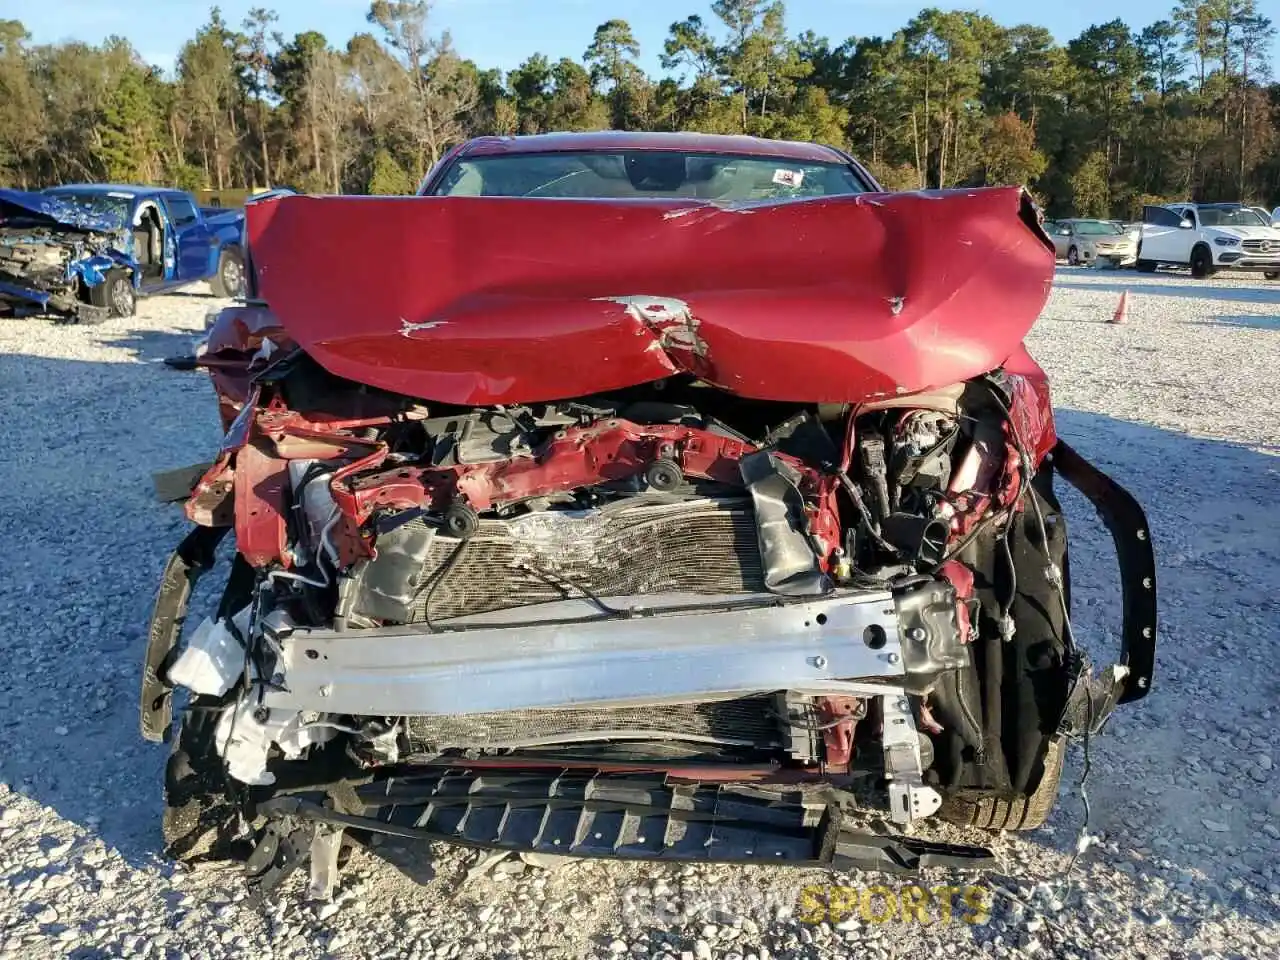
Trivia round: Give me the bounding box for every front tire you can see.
[1067,246,1080,266]
[162,700,243,862]
[209,248,246,299]
[939,735,1067,831]
[1264,271,1279,281]
[1189,244,1215,279]
[88,268,137,319]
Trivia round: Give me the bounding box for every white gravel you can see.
[1,267,1278,959]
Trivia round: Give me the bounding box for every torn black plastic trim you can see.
[1051,441,1157,704]
[152,462,215,504]
[244,770,994,899]
[141,525,229,742]
[1057,657,1130,738]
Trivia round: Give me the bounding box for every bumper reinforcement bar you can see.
[260,590,907,717]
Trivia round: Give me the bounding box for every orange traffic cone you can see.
[1109,291,1129,324]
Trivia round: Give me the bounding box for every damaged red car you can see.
[144,132,1156,898]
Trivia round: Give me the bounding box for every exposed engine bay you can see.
[0,224,117,320]
[143,186,1157,898]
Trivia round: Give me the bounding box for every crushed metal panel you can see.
[0,188,140,318]
[242,187,1054,405]
[0,187,126,233]
[233,441,289,567]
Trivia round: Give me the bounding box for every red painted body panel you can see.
[243,186,1053,407]
[233,440,289,568]
[344,419,839,558]
[1001,344,1058,463]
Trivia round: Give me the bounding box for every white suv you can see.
[1138,203,1280,279]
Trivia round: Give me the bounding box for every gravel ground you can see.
[0,267,1278,960]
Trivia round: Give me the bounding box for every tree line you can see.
[0,0,1276,217]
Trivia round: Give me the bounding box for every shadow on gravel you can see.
[0,338,1277,945]
[0,338,222,872]
[356,839,438,887]
[1189,313,1280,331]
[160,290,222,300]
[1025,409,1280,937]
[105,327,204,363]
[1053,275,1280,305]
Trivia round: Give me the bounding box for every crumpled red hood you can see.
[245,187,1053,405]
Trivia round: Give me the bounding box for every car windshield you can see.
[429,151,869,201]
[43,191,133,224]
[1198,206,1268,228]
[1072,220,1123,236]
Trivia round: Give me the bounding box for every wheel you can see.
[1067,246,1080,266]
[162,699,243,862]
[938,735,1066,832]
[1135,242,1157,273]
[87,268,136,318]
[209,248,246,299]
[1189,244,1215,279]
[1265,271,1279,281]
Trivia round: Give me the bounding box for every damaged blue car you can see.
[0,184,248,323]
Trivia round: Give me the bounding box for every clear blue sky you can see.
[5,0,1277,77]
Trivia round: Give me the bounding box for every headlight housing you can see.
[1213,236,1240,247]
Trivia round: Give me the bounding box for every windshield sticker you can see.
[772,169,804,188]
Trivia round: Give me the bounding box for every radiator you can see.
[406,495,766,623]
[405,696,781,750]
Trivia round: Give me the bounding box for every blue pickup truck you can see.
[0,183,250,322]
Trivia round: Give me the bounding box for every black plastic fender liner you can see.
[246,770,995,895]
[1057,660,1130,739]
[1051,441,1157,704]
[152,461,214,503]
[140,525,229,743]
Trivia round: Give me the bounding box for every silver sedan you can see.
[1047,218,1139,267]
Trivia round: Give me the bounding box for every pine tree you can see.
[97,67,160,183]
[1071,151,1112,217]
[367,147,414,194]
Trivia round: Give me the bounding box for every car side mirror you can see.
[1179,219,1193,229]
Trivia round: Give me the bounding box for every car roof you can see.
[44,184,148,197]
[454,131,850,164]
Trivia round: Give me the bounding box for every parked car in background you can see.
[1110,219,1143,240]
[147,132,1153,892]
[1139,202,1280,279]
[195,184,301,209]
[0,183,248,322]
[1046,218,1138,267]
